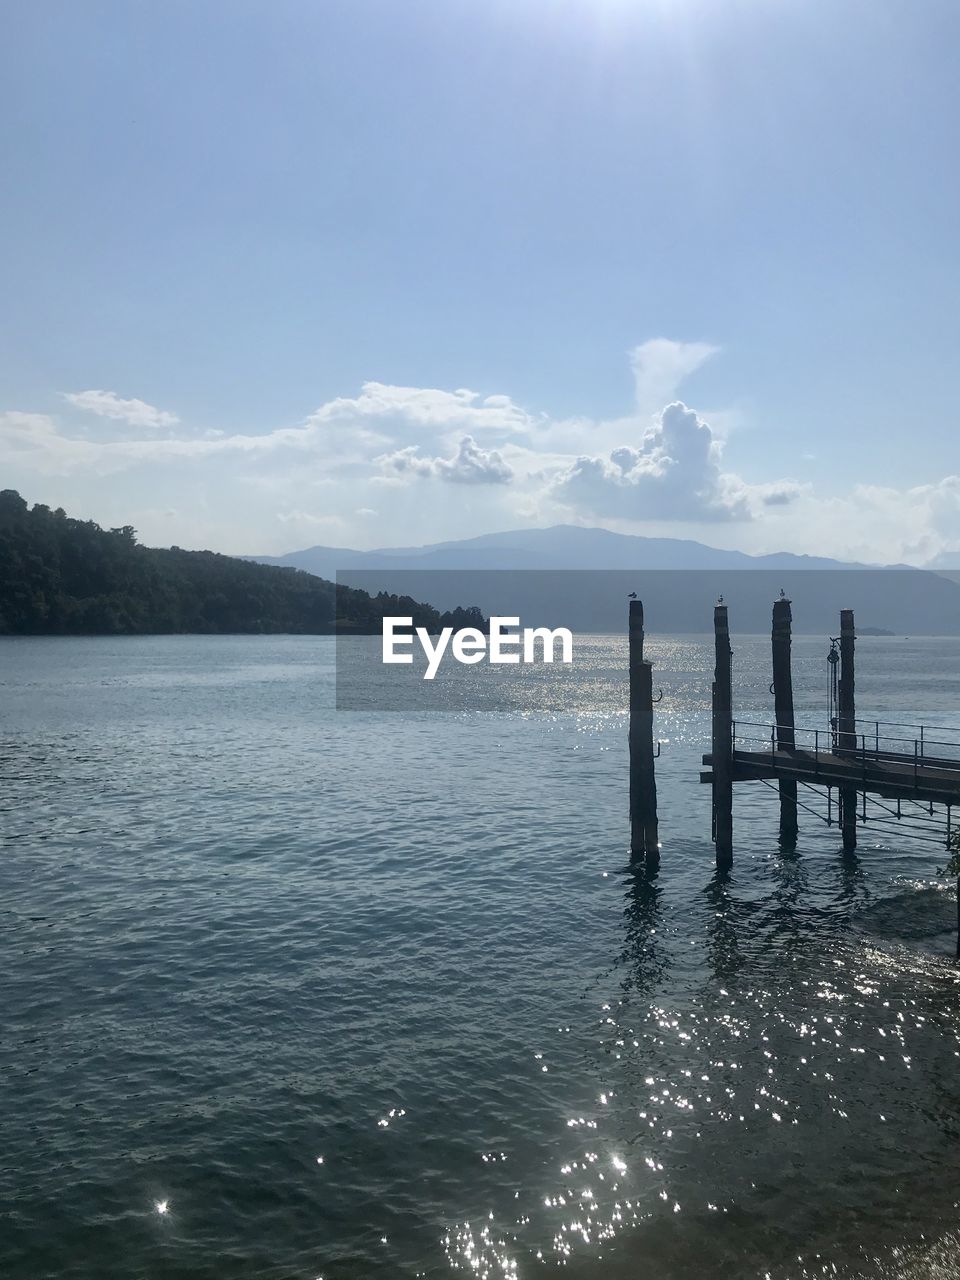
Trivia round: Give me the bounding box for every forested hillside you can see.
[0,491,482,636]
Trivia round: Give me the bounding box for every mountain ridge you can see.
[248,523,891,576]
[245,524,960,635]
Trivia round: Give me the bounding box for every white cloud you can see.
[842,477,960,564]
[1,411,104,475]
[10,346,718,481]
[0,407,380,475]
[6,342,959,564]
[760,483,804,507]
[62,389,179,429]
[629,338,719,412]
[376,434,513,485]
[308,381,538,439]
[721,476,960,565]
[276,509,345,528]
[551,401,751,522]
[527,338,721,457]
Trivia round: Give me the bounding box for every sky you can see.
[2,0,959,565]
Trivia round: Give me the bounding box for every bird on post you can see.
[717,594,724,605]
[628,591,637,599]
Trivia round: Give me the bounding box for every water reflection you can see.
[703,872,747,986]
[7,636,960,1280]
[616,865,667,999]
[835,849,868,910]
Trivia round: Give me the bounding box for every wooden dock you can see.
[692,599,960,854]
[627,595,960,954]
[701,738,960,810]
[628,597,960,847]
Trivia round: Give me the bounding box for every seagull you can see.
[628,591,637,599]
[779,588,788,600]
[717,594,724,605]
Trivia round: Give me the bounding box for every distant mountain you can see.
[247,524,960,635]
[250,523,872,576]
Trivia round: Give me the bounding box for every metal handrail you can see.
[852,716,960,736]
[729,722,960,777]
[729,716,960,749]
[735,717,960,740]
[732,719,960,752]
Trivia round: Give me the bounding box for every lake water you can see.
[3,634,960,1279]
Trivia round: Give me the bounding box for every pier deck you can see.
[701,740,960,808]
[627,596,960,953]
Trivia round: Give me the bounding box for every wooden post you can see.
[629,600,659,869]
[629,597,644,666]
[772,596,798,846]
[838,608,857,852]
[712,602,733,871]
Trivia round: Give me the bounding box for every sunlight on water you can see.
[440,917,960,1276]
[2,634,960,1278]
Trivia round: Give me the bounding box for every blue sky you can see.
[2,0,958,562]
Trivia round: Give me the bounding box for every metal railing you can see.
[852,717,960,762]
[729,718,960,785]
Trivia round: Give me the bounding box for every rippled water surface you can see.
[3,634,960,1279]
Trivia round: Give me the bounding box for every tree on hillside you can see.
[0,492,474,637]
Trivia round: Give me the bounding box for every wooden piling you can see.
[838,608,857,852]
[629,597,644,665]
[712,603,733,870]
[772,597,798,846]
[629,600,660,869]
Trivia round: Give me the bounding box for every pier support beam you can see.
[838,608,857,852]
[629,600,660,870]
[772,596,798,847]
[712,602,733,871]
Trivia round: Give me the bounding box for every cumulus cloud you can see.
[9,378,534,476]
[62,389,179,429]
[551,401,750,522]
[760,484,804,507]
[0,353,800,536]
[11,342,956,564]
[376,434,513,485]
[308,382,537,439]
[11,348,719,484]
[524,338,725,458]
